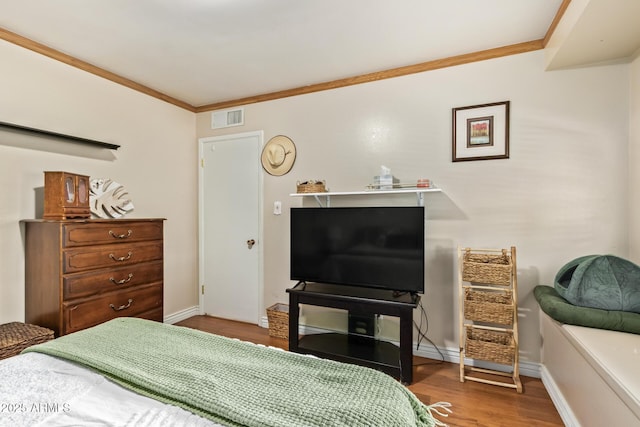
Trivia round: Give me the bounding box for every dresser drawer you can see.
[63,242,163,273]
[63,261,163,299]
[63,221,163,247]
[62,283,163,334]
[24,218,164,336]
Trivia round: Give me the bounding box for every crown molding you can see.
[1,26,546,114]
[195,39,544,113]
[0,27,196,112]
[544,0,572,47]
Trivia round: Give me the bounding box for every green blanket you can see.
[23,318,447,427]
[534,285,640,334]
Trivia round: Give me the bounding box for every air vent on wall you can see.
[211,108,244,129]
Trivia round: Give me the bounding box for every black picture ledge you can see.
[0,120,120,150]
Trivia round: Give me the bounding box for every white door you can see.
[199,131,262,324]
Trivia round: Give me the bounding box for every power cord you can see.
[413,299,445,363]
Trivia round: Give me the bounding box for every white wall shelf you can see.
[289,187,441,207]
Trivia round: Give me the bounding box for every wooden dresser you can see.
[23,218,164,336]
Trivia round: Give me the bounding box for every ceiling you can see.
[544,0,640,70]
[0,0,638,111]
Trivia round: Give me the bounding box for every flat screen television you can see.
[290,206,425,293]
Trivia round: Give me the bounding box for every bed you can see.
[0,317,450,426]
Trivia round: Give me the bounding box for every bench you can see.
[540,313,640,426]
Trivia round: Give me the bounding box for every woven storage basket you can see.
[464,288,514,325]
[296,181,327,193]
[465,326,515,365]
[0,322,54,360]
[266,303,289,339]
[462,250,512,285]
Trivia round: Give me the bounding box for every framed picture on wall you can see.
[452,101,510,162]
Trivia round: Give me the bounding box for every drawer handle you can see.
[110,299,133,311]
[109,252,132,262]
[109,273,134,285]
[109,229,132,239]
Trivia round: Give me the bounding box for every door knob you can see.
[247,239,256,249]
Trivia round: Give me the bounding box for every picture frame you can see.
[452,101,510,162]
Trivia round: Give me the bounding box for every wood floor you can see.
[176,315,564,427]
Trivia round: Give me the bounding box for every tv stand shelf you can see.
[286,282,419,384]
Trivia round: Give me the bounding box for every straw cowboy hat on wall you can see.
[261,135,297,176]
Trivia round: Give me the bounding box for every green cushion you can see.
[534,285,640,334]
[555,255,640,313]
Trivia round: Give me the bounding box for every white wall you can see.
[0,36,631,365]
[630,53,640,262]
[196,50,629,363]
[0,40,199,323]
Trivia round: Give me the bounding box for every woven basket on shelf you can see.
[296,180,327,193]
[464,325,515,365]
[462,250,512,285]
[464,288,514,325]
[0,322,54,360]
[266,303,289,339]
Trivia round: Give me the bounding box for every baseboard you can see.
[541,365,579,427]
[259,315,269,329]
[400,340,541,378]
[260,316,541,378]
[164,306,201,324]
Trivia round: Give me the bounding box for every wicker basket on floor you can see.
[0,322,54,360]
[266,303,289,339]
[464,288,514,325]
[462,249,512,285]
[464,325,515,365]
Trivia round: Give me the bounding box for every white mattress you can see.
[0,352,222,426]
[562,324,640,419]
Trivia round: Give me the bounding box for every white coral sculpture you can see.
[89,178,135,219]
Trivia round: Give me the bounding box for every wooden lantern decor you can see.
[43,171,91,219]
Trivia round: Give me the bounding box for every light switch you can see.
[273,201,282,215]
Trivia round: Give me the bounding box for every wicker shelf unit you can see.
[458,246,522,393]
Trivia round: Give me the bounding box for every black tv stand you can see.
[286,282,420,384]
